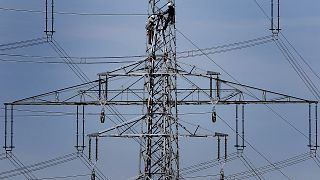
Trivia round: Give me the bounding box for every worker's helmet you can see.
[167,2,173,7]
[151,15,156,19]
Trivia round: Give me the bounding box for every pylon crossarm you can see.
[6,76,316,106]
[218,77,317,104]
[178,73,317,105]
[95,134,218,138]
[6,80,100,106]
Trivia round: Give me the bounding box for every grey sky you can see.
[0,0,320,179]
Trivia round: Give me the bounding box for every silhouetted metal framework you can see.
[140,1,178,179]
[3,0,319,179]
[3,69,318,176]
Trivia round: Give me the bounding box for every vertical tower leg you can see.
[140,0,178,179]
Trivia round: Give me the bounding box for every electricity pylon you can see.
[3,0,319,180]
[141,1,178,179]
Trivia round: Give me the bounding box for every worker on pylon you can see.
[163,2,175,30]
[146,15,156,45]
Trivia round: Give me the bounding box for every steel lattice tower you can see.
[3,1,319,180]
[141,0,179,179]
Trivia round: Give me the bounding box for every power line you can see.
[0,7,147,16]
[0,35,272,65]
[77,153,109,180]
[177,28,318,154]
[0,53,145,60]
[253,0,320,99]
[176,37,273,59]
[0,107,215,118]
[49,39,91,83]
[0,37,46,47]
[176,28,245,84]
[274,38,320,100]
[5,152,38,179]
[216,114,292,180]
[0,37,48,51]
[0,58,135,65]
[279,33,320,82]
[251,0,270,19]
[241,154,265,180]
[178,65,313,179]
[31,174,90,180]
[177,35,272,56]
[222,152,311,180]
[1,1,318,179]
[180,153,239,176]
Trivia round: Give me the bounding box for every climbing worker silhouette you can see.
[146,15,156,45]
[163,2,175,31]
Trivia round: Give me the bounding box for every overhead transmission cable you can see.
[219,152,311,180]
[251,0,320,100]
[274,38,320,100]
[240,154,265,180]
[49,39,91,83]
[0,7,147,16]
[0,58,135,65]
[177,29,247,85]
[28,173,90,180]
[249,0,320,144]
[276,39,319,94]
[0,107,219,118]
[173,71,293,180]
[314,155,320,168]
[221,70,314,143]
[0,153,7,160]
[216,114,293,180]
[0,35,272,65]
[172,73,290,179]
[0,37,48,51]
[1,6,149,147]
[0,37,46,47]
[0,152,79,179]
[177,27,317,156]
[2,7,141,138]
[253,0,320,80]
[4,152,37,180]
[77,153,109,180]
[39,40,148,153]
[176,35,273,59]
[312,155,320,169]
[0,52,145,60]
[3,1,318,179]
[279,34,320,82]
[54,52,149,176]
[48,37,149,139]
[240,157,261,180]
[177,66,294,179]
[180,153,239,176]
